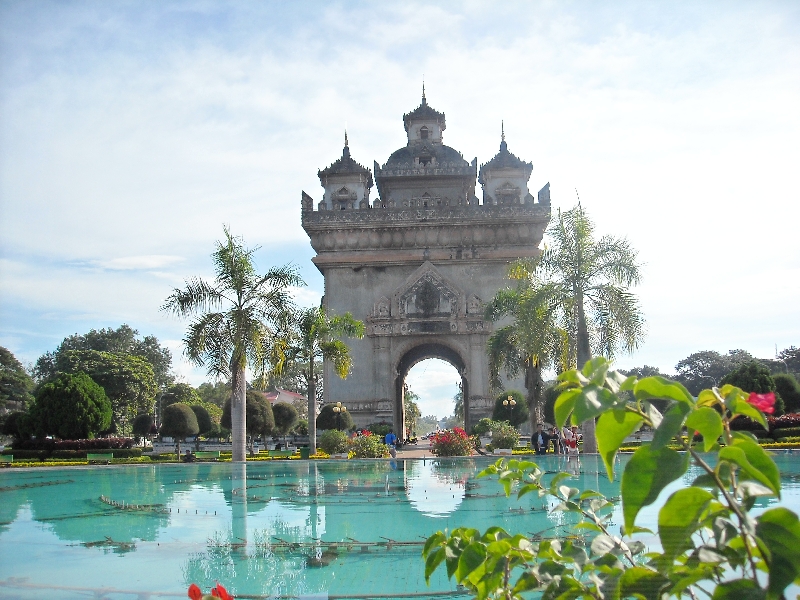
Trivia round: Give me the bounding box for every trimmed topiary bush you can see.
[29,372,112,440]
[161,403,199,456]
[272,402,299,440]
[317,403,354,431]
[774,373,800,414]
[132,414,154,441]
[221,390,275,437]
[492,390,528,428]
[190,405,213,436]
[319,429,350,455]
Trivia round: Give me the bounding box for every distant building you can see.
[265,389,306,405]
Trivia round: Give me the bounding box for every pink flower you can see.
[747,392,776,414]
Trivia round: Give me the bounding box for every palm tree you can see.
[485,274,567,436]
[276,306,364,453]
[162,227,303,462]
[515,205,645,452]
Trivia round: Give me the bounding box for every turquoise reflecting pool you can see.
[1,454,799,599]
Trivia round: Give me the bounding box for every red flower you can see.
[747,392,776,414]
[211,582,233,600]
[188,584,203,600]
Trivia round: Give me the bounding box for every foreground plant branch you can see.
[423,357,800,600]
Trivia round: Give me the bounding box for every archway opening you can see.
[394,343,467,440]
[404,359,461,438]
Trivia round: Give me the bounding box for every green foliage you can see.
[0,346,34,409]
[161,403,199,456]
[774,373,800,413]
[162,382,202,407]
[422,357,800,600]
[471,418,495,437]
[674,349,754,395]
[491,390,528,427]
[488,420,520,449]
[318,429,350,455]
[221,390,275,436]
[132,413,153,437]
[366,421,392,437]
[190,405,213,435]
[34,324,173,389]
[404,388,421,435]
[29,372,112,439]
[542,384,559,424]
[429,428,473,456]
[55,349,158,432]
[1,411,28,440]
[316,403,354,431]
[272,402,299,436]
[294,419,308,435]
[196,381,231,408]
[350,433,388,458]
[721,361,783,415]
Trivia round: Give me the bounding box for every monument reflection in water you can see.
[2,455,798,599]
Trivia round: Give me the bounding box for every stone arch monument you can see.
[302,91,551,435]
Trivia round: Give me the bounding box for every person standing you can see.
[532,424,551,455]
[550,426,564,454]
[385,429,398,458]
[564,426,580,454]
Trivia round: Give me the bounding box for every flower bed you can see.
[429,427,473,456]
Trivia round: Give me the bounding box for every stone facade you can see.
[301,91,551,434]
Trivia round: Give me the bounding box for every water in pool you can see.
[1,454,799,599]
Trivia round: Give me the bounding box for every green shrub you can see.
[471,418,496,437]
[490,421,520,449]
[294,419,308,435]
[773,427,800,439]
[221,390,275,436]
[774,373,800,413]
[319,430,351,455]
[721,361,785,415]
[132,413,154,439]
[350,433,388,458]
[317,403,354,431]
[365,421,392,437]
[190,405,213,436]
[272,402,299,438]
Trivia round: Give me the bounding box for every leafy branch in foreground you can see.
[423,357,800,600]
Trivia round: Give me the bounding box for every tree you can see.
[190,405,213,436]
[491,390,528,428]
[674,349,754,395]
[221,390,275,440]
[55,349,158,433]
[270,359,322,409]
[160,403,199,457]
[316,402,354,431]
[453,388,464,423]
[196,381,231,408]
[34,324,173,389]
[162,382,202,407]
[778,345,800,376]
[774,373,800,413]
[272,402,299,444]
[485,270,567,435]
[516,206,645,452]
[404,388,421,437]
[0,346,34,410]
[162,227,302,462]
[29,372,112,439]
[132,413,154,442]
[1,411,28,441]
[276,306,364,453]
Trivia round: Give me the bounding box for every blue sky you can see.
[1,1,799,419]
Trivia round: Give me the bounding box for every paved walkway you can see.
[395,441,434,459]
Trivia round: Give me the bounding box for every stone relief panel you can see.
[373,296,391,318]
[396,262,461,318]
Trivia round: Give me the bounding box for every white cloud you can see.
[96,255,185,270]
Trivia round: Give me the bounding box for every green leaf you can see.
[455,542,487,584]
[651,402,691,450]
[730,397,769,431]
[422,531,445,557]
[572,384,619,424]
[621,445,688,532]
[619,566,670,600]
[590,534,617,556]
[634,376,694,405]
[658,487,715,559]
[597,409,643,481]
[719,437,781,497]
[554,388,581,428]
[756,507,800,598]
[711,579,766,600]
[581,356,611,383]
[424,546,446,583]
[685,407,724,452]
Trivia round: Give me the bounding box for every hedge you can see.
[773,427,800,439]
[10,437,135,451]
[2,448,142,460]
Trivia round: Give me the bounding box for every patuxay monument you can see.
[302,90,551,434]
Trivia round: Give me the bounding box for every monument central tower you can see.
[301,92,551,434]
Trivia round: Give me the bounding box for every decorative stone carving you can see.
[467,295,482,314]
[374,296,390,318]
[396,262,460,318]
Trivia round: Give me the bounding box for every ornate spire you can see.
[422,80,426,105]
[343,129,350,158]
[345,129,349,148]
[500,120,507,151]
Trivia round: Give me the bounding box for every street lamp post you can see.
[503,395,516,424]
[333,402,346,431]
